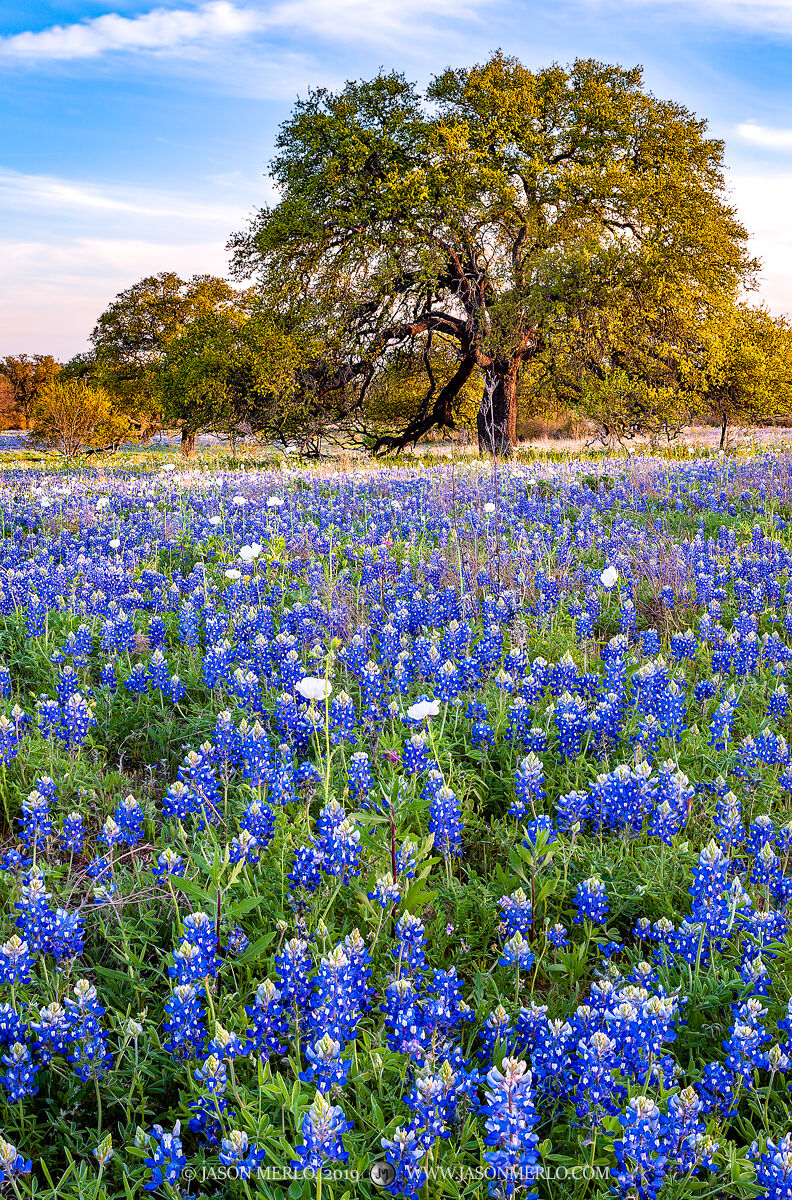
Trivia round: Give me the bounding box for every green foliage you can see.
[697,301,792,445]
[89,272,244,440]
[153,297,357,454]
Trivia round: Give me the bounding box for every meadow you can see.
[0,449,791,1198]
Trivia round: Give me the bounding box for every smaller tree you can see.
[698,303,792,447]
[154,298,363,456]
[29,380,131,458]
[0,354,60,428]
[89,272,244,440]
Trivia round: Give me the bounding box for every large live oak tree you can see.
[229,53,755,453]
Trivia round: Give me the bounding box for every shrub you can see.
[29,380,131,457]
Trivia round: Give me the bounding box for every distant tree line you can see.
[4,53,792,457]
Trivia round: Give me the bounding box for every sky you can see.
[1,0,791,358]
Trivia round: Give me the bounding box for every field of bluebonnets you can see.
[3,448,792,1199]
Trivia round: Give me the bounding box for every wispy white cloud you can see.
[0,2,261,62]
[697,0,792,34]
[737,121,792,150]
[0,0,483,64]
[0,168,270,356]
[0,167,262,223]
[583,0,792,35]
[265,0,479,44]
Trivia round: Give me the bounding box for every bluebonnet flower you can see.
[289,844,324,891]
[0,1139,32,1186]
[270,742,297,806]
[275,937,313,1017]
[347,752,373,807]
[229,829,262,866]
[36,697,60,739]
[573,877,609,925]
[164,984,206,1059]
[610,1095,669,1199]
[0,716,21,765]
[482,1057,540,1199]
[18,789,52,845]
[714,790,742,848]
[313,802,361,881]
[709,688,736,749]
[98,816,125,850]
[471,719,496,747]
[60,812,86,855]
[56,692,96,751]
[124,663,149,695]
[329,691,357,743]
[403,1058,464,1149]
[207,1022,247,1061]
[511,753,544,820]
[99,660,117,691]
[219,1131,265,1179]
[639,629,661,656]
[291,1092,352,1170]
[554,692,588,759]
[380,1126,426,1197]
[31,1002,71,1063]
[388,845,417,888]
[402,733,430,775]
[94,1134,114,1168]
[164,674,186,702]
[546,924,570,949]
[224,925,249,955]
[0,1005,27,1049]
[56,664,81,705]
[301,1034,350,1092]
[244,979,288,1056]
[749,1133,792,1198]
[572,1029,620,1121]
[114,795,145,845]
[194,1052,228,1096]
[498,889,532,937]
[49,908,85,960]
[429,785,464,858]
[0,850,30,875]
[499,933,535,973]
[151,848,185,884]
[369,873,401,908]
[0,1042,39,1102]
[478,1004,514,1061]
[523,815,557,862]
[146,649,170,692]
[64,979,112,1082]
[395,913,428,975]
[296,760,322,792]
[15,872,54,952]
[144,1123,187,1192]
[309,943,364,1045]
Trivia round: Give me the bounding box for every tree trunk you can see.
[719,414,728,450]
[181,429,196,457]
[477,365,518,455]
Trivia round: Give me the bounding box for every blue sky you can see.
[1,0,791,357]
